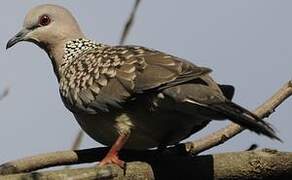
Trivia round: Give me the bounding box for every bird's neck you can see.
[62,38,104,63]
[46,41,65,81]
[46,38,104,82]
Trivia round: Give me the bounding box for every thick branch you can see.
[187,80,292,154]
[1,149,292,180]
[0,145,188,175]
[1,162,153,180]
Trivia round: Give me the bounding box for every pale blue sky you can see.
[0,1,291,163]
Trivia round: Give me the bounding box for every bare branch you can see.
[1,162,154,180]
[2,149,292,179]
[187,80,292,154]
[0,145,187,175]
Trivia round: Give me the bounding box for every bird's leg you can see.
[99,133,129,168]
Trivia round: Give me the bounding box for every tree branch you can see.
[2,149,292,179]
[119,0,141,45]
[1,162,154,180]
[0,145,187,175]
[70,129,84,151]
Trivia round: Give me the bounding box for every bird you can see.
[6,4,280,167]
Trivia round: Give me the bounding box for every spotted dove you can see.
[6,4,280,167]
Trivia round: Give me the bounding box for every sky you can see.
[0,0,291,163]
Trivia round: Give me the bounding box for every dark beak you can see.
[6,29,30,49]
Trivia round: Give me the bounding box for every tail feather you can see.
[210,101,281,141]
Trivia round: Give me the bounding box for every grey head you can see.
[6,4,85,79]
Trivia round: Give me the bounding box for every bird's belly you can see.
[74,110,209,150]
[74,113,119,147]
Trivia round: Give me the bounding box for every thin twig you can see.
[0,87,9,101]
[70,130,84,150]
[187,80,292,154]
[119,0,141,45]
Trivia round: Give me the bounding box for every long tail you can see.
[209,101,281,141]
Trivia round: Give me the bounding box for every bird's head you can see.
[6,4,85,50]
[6,4,85,78]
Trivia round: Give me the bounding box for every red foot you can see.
[99,134,128,168]
[99,151,125,168]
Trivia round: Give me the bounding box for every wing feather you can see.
[60,45,211,114]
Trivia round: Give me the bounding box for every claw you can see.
[99,151,125,168]
[98,134,129,168]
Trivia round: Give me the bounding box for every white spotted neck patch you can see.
[63,38,104,63]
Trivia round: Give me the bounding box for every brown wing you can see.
[59,45,211,113]
[114,46,212,92]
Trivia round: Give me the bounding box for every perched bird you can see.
[6,4,279,167]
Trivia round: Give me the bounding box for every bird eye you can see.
[39,15,51,26]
